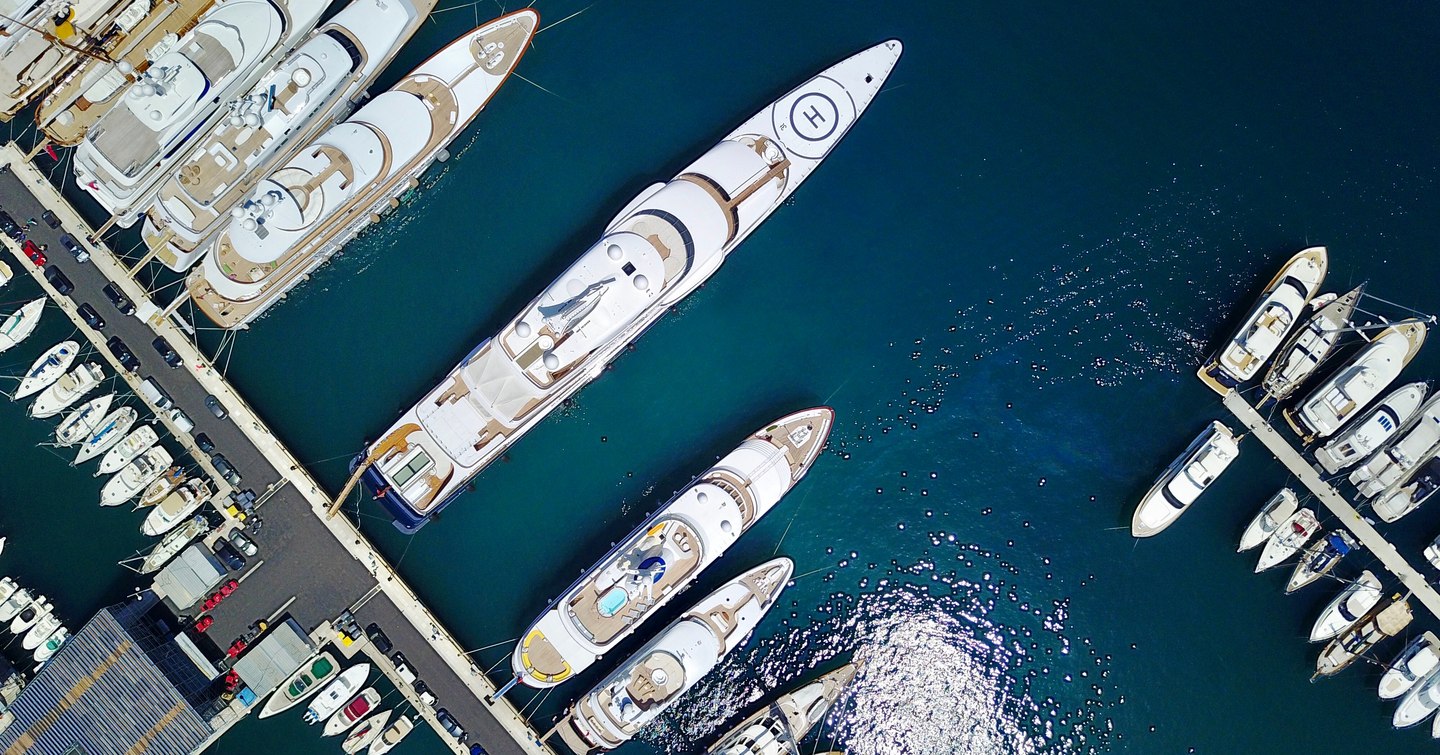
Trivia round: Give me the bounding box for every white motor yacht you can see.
[140,478,212,535]
[0,578,16,606]
[32,627,67,663]
[102,446,173,506]
[351,39,902,533]
[139,515,207,570]
[54,394,114,446]
[98,424,159,474]
[1308,570,1381,642]
[1198,247,1327,394]
[1284,322,1427,442]
[341,709,391,752]
[706,663,857,755]
[1397,667,1440,728]
[366,715,413,755]
[11,596,51,635]
[258,650,339,718]
[142,0,440,272]
[513,408,832,688]
[1373,457,1440,523]
[1237,488,1297,552]
[74,406,139,464]
[556,558,794,754]
[1261,286,1363,402]
[1315,382,1429,474]
[1349,395,1440,498]
[73,0,330,226]
[1381,632,1440,701]
[13,340,79,400]
[303,664,370,724]
[0,588,31,623]
[1255,507,1320,572]
[1286,530,1359,594]
[1315,596,1412,680]
[322,688,379,736]
[30,363,105,418]
[0,299,45,354]
[21,612,60,651]
[188,8,539,326]
[137,467,186,508]
[1131,421,1240,537]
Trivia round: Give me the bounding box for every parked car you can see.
[212,539,246,570]
[59,234,88,262]
[365,623,393,654]
[228,529,258,557]
[43,266,72,295]
[413,679,436,707]
[204,394,227,419]
[102,283,135,315]
[168,407,194,434]
[0,211,21,240]
[390,651,416,684]
[21,240,45,266]
[41,210,60,229]
[435,709,467,743]
[105,336,139,371]
[194,432,215,454]
[468,745,489,755]
[152,337,182,368]
[210,453,241,486]
[77,302,105,329]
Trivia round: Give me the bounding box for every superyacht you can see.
[353,40,904,532]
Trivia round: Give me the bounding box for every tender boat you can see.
[339,708,390,750]
[188,8,539,326]
[137,467,186,507]
[1237,488,1297,552]
[1349,395,1440,498]
[11,597,51,635]
[1286,530,1358,593]
[705,663,857,755]
[303,664,370,724]
[1308,570,1382,642]
[513,408,832,688]
[1197,247,1328,394]
[1257,508,1321,571]
[102,446,174,506]
[1261,286,1363,402]
[351,40,902,532]
[1397,667,1440,728]
[0,299,45,354]
[1314,595,1412,680]
[139,516,209,571]
[13,340,80,400]
[0,588,29,623]
[31,363,105,418]
[97,424,159,474]
[1130,421,1240,538]
[33,627,68,664]
[1381,632,1440,701]
[55,394,114,446]
[258,651,339,718]
[142,0,442,272]
[556,558,794,754]
[367,715,413,754]
[140,479,212,535]
[1314,382,1429,474]
[1284,321,1428,442]
[74,407,139,464]
[21,612,61,651]
[1373,456,1440,523]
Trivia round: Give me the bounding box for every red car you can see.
[21,240,45,266]
[194,616,214,632]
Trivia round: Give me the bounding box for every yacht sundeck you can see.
[30,363,104,418]
[140,478,212,534]
[13,340,79,400]
[1131,421,1239,538]
[1255,507,1319,572]
[1261,286,1363,402]
[1284,322,1427,443]
[0,299,45,353]
[1314,596,1411,680]
[1314,382,1429,474]
[1381,632,1440,701]
[1308,570,1381,642]
[1198,247,1327,394]
[1348,394,1440,498]
[1237,488,1297,552]
[705,663,857,755]
[1286,530,1358,594]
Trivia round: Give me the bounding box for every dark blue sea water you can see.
[5,0,1440,753]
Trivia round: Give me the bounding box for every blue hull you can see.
[350,454,459,534]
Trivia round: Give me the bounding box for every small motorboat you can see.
[0,578,18,605]
[1373,457,1440,523]
[1396,666,1440,728]
[97,425,159,475]
[258,651,339,719]
[1131,421,1241,537]
[1287,530,1359,593]
[54,394,113,446]
[1308,570,1381,642]
[1381,632,1440,701]
[0,588,33,623]
[1350,397,1440,498]
[11,596,51,635]
[1238,488,1297,552]
[21,612,60,651]
[102,446,173,507]
[141,479,213,536]
[0,261,11,288]
[137,467,187,508]
[30,363,104,419]
[323,688,380,737]
[33,627,67,663]
[1285,321,1428,443]
[367,715,414,755]
[139,516,209,570]
[13,340,79,400]
[74,407,138,465]
[0,299,45,354]
[1315,382,1429,474]
[341,709,391,752]
[1198,247,1327,394]
[1255,508,1321,572]
[1261,285,1363,402]
[303,665,370,725]
[1314,595,1412,680]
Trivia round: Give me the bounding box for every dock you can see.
[0,143,553,755]
[1221,390,1440,618]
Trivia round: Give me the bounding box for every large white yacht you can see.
[0,0,139,119]
[187,9,539,326]
[354,40,904,532]
[1313,382,1428,474]
[1260,286,1362,402]
[1197,247,1327,395]
[72,0,330,226]
[1283,322,1427,443]
[1308,570,1381,643]
[706,664,856,755]
[141,0,438,271]
[1130,421,1239,538]
[513,409,832,688]
[556,558,794,754]
[1382,632,1440,701]
[1348,394,1440,498]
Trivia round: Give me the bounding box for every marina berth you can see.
[138,515,207,571]
[1197,246,1327,395]
[556,558,795,754]
[1261,286,1363,402]
[97,424,159,474]
[513,408,832,688]
[1308,570,1381,642]
[1285,530,1358,594]
[353,40,903,532]
[1381,632,1440,700]
[72,0,331,226]
[1396,666,1440,728]
[0,0,138,119]
[101,445,173,506]
[0,298,45,353]
[303,663,370,724]
[14,340,79,400]
[187,8,540,326]
[1314,382,1429,474]
[1372,456,1440,523]
[1283,321,1427,442]
[1348,395,1440,498]
[1130,421,1239,538]
[1314,595,1412,680]
[30,362,104,418]
[142,0,439,272]
[140,478,212,534]
[55,393,114,446]
[706,663,857,755]
[1237,488,1297,552]
[74,406,139,464]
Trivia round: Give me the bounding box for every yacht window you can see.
[390,449,432,488]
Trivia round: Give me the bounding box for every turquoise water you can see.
[8,0,1440,753]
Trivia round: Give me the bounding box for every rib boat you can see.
[31,363,104,418]
[0,0,141,120]
[1314,382,1429,474]
[102,446,173,506]
[706,663,857,755]
[258,650,338,718]
[142,0,441,272]
[348,40,902,532]
[1284,322,1427,443]
[1130,421,1239,538]
[341,709,391,752]
[1314,595,1412,680]
[72,0,331,226]
[187,8,540,326]
[514,410,831,688]
[55,394,114,446]
[303,664,370,724]
[74,406,139,464]
[1286,530,1358,594]
[322,688,378,736]
[1261,286,1363,402]
[140,478,212,535]
[97,424,159,474]
[1381,632,1440,701]
[1349,396,1440,498]
[1197,247,1327,394]
[1308,570,1381,642]
[556,558,794,754]
[14,340,79,400]
[367,715,413,754]
[1237,488,1297,552]
[1373,456,1440,523]
[33,627,67,663]
[139,515,207,571]
[0,299,45,354]
[1255,507,1319,572]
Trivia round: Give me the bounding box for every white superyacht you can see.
[1283,321,1427,443]
[187,9,539,325]
[513,408,832,688]
[1313,382,1428,474]
[1130,421,1239,538]
[141,0,439,271]
[0,0,139,120]
[353,40,904,532]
